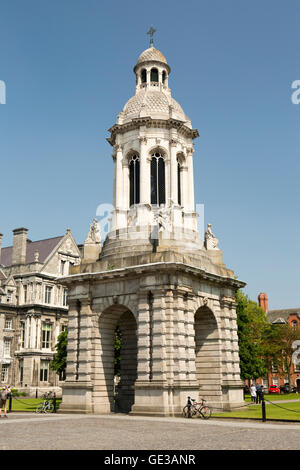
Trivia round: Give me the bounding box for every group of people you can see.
[250,383,264,404]
[0,386,11,418]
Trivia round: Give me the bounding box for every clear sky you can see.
[0,0,299,310]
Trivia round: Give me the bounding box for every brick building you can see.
[257,292,300,391]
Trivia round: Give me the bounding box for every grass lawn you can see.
[213,400,300,421]
[9,398,62,412]
[244,393,300,402]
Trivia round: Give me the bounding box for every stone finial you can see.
[204,224,219,250]
[34,251,39,262]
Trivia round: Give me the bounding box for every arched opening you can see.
[150,68,159,82]
[141,69,147,83]
[194,306,222,400]
[151,152,165,205]
[99,305,137,413]
[162,70,167,84]
[129,154,140,206]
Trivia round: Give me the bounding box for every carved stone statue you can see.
[153,205,172,232]
[85,218,101,245]
[204,224,219,250]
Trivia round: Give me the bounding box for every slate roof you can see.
[0,236,64,267]
[267,308,300,324]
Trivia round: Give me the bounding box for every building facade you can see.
[59,41,246,416]
[0,228,81,396]
[257,293,300,391]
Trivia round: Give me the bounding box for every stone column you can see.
[122,158,129,210]
[181,164,188,209]
[60,298,93,413]
[170,139,178,204]
[114,144,123,210]
[139,137,150,205]
[219,296,244,410]
[186,147,195,211]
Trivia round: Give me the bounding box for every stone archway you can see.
[99,305,137,413]
[194,305,222,402]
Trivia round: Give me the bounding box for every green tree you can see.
[236,290,268,381]
[50,329,68,380]
[275,324,300,387]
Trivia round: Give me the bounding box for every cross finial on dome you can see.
[147,26,156,47]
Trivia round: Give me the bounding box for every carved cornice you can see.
[107,118,199,147]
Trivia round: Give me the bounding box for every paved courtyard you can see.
[0,413,300,451]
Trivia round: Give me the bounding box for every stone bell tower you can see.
[59,36,246,416]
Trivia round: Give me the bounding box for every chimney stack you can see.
[0,233,2,265]
[258,292,268,313]
[12,228,28,265]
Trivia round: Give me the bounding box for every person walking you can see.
[0,386,11,418]
[250,383,256,403]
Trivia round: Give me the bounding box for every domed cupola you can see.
[116,40,191,127]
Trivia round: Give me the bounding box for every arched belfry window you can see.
[150,68,159,82]
[129,155,140,206]
[141,69,147,83]
[177,161,181,205]
[151,152,165,205]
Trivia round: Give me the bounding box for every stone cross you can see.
[147,26,156,47]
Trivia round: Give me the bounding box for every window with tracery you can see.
[129,155,140,206]
[151,152,165,205]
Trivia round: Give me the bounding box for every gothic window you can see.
[151,152,165,205]
[177,161,181,205]
[150,68,159,82]
[141,69,147,83]
[129,155,140,206]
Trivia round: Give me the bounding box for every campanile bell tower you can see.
[60,36,246,416]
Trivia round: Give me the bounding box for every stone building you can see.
[59,40,246,416]
[0,228,81,395]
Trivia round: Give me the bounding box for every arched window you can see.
[129,155,140,206]
[151,152,165,205]
[141,69,147,83]
[177,161,181,205]
[162,71,166,84]
[150,68,159,82]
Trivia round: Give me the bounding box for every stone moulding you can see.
[107,117,199,146]
[58,261,246,290]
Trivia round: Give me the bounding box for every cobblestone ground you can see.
[0,413,300,450]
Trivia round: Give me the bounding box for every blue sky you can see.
[0,0,299,309]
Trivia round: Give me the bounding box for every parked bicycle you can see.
[36,392,54,414]
[183,397,212,419]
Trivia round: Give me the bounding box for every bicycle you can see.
[35,392,54,414]
[183,397,212,419]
